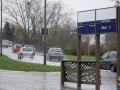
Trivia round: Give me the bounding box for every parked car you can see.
[100,51,117,72]
[46,47,64,61]
[2,41,8,48]
[18,47,35,60]
[23,45,36,55]
[12,44,22,53]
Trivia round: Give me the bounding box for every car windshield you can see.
[52,48,62,53]
[2,41,7,44]
[22,48,33,52]
[16,44,22,47]
[26,45,34,48]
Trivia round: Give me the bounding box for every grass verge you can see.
[0,55,60,72]
[64,55,95,60]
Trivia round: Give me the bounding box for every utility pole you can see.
[43,0,46,65]
[0,0,2,56]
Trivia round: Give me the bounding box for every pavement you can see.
[0,69,118,90]
[0,48,118,90]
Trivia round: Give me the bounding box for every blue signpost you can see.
[78,23,95,34]
[96,20,116,33]
[77,20,116,34]
[77,7,117,90]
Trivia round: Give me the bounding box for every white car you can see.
[18,47,35,60]
[23,45,36,55]
[8,41,13,47]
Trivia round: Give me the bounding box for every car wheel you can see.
[58,59,61,61]
[18,57,19,59]
[110,65,115,72]
[19,57,22,60]
[48,56,51,61]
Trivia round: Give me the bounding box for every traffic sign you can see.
[96,21,116,33]
[77,24,95,34]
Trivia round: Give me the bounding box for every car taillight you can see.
[62,51,64,54]
[20,52,23,55]
[50,51,52,55]
[32,52,34,55]
[114,58,118,62]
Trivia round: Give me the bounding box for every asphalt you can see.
[0,70,117,90]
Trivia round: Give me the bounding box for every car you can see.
[100,51,117,72]
[46,47,64,61]
[8,41,13,47]
[12,44,22,53]
[18,47,35,60]
[2,41,8,48]
[23,45,36,55]
[2,39,9,43]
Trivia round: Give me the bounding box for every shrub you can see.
[89,46,109,56]
[64,45,72,55]
[89,46,96,56]
[100,47,109,56]
[71,47,77,56]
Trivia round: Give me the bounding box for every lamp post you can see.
[27,2,30,43]
[0,0,2,56]
[43,0,46,65]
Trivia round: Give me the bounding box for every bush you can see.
[89,46,96,56]
[71,47,77,56]
[64,45,72,55]
[100,47,109,56]
[89,46,109,56]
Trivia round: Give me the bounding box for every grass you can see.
[64,54,95,60]
[0,54,95,72]
[0,55,60,72]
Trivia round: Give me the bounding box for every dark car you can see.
[46,47,64,61]
[100,51,117,72]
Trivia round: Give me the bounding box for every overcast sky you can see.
[50,0,115,11]
[49,0,115,20]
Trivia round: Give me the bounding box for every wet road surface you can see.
[0,70,117,90]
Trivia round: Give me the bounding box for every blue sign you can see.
[26,30,39,34]
[96,21,116,33]
[77,20,116,34]
[78,24,95,34]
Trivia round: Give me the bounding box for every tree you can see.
[4,22,14,41]
[3,0,74,45]
[104,33,117,50]
[112,0,120,6]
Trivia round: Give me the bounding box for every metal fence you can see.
[34,45,50,53]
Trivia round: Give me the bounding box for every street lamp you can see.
[43,0,46,65]
[0,0,2,56]
[27,2,30,41]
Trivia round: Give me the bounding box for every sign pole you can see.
[43,0,46,65]
[117,7,120,89]
[0,0,2,56]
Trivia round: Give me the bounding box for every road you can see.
[2,47,61,66]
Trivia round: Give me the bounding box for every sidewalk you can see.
[0,70,117,90]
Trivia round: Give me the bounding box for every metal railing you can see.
[61,60,101,89]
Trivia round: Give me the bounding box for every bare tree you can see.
[104,33,117,50]
[3,0,74,45]
[112,0,120,6]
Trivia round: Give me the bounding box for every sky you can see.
[49,0,115,44]
[49,0,115,20]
